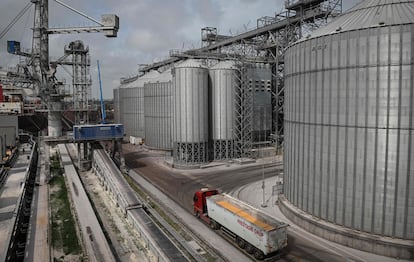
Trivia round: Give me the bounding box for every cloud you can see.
[0,0,361,99]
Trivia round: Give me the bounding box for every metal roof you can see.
[155,68,172,82]
[174,59,206,69]
[210,60,237,70]
[306,0,414,40]
[123,70,160,88]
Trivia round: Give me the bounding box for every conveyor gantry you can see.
[140,0,339,72]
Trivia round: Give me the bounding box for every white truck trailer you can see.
[193,189,288,260]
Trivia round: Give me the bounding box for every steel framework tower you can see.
[233,63,254,158]
[64,40,91,125]
[29,0,118,137]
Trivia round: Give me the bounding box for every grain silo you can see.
[144,68,173,150]
[172,59,209,167]
[209,61,237,160]
[117,70,159,139]
[281,0,414,259]
[128,70,160,138]
[120,85,138,137]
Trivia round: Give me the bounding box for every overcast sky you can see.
[0,0,360,99]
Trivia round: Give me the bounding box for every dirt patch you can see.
[80,170,153,261]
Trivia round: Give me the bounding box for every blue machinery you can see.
[73,124,124,141]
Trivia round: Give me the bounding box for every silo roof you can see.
[210,60,237,70]
[156,68,172,82]
[122,70,160,88]
[174,59,206,68]
[305,0,414,40]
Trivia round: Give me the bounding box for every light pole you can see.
[261,106,267,208]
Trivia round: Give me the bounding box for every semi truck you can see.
[193,188,288,260]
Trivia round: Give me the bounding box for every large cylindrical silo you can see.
[172,59,209,166]
[144,68,173,150]
[209,61,237,160]
[282,0,414,259]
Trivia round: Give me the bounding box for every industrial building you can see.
[114,0,414,259]
[2,0,412,260]
[281,0,414,259]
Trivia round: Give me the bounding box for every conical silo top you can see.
[127,70,160,87]
[174,59,206,69]
[210,60,237,70]
[156,68,172,82]
[304,0,414,40]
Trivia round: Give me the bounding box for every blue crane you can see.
[97,60,106,124]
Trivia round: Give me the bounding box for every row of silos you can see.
[116,70,160,139]
[282,0,414,258]
[115,59,272,167]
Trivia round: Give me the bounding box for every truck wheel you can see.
[236,237,246,249]
[253,249,265,260]
[245,243,254,254]
[210,220,220,230]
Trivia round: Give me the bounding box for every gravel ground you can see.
[80,168,155,261]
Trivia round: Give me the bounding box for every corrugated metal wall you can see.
[210,61,236,160]
[172,59,209,165]
[144,81,173,150]
[247,64,272,142]
[284,23,414,239]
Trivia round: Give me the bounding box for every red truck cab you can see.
[193,188,218,220]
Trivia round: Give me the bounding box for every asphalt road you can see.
[122,144,377,262]
[123,146,280,213]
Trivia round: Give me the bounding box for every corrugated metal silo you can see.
[128,70,160,138]
[144,69,173,150]
[209,61,237,160]
[282,0,414,258]
[118,71,159,138]
[121,86,138,137]
[172,59,209,166]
